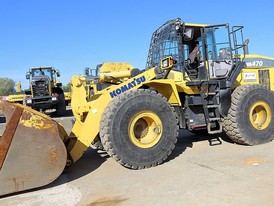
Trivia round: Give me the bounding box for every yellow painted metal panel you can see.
[68,68,157,162]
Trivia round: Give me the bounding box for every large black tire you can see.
[56,93,66,116]
[100,89,179,169]
[222,84,274,145]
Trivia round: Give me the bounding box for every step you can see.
[206,105,218,108]
[208,117,220,121]
[208,129,222,134]
[207,123,223,134]
[207,92,217,96]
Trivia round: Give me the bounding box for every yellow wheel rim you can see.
[128,111,162,148]
[249,100,272,130]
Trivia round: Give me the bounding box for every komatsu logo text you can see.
[109,76,146,98]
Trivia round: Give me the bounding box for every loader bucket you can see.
[0,100,67,196]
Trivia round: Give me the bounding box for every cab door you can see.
[201,24,234,79]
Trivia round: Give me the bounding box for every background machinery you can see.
[1,18,274,196]
[7,82,25,104]
[24,66,66,116]
[84,62,138,99]
[84,62,138,148]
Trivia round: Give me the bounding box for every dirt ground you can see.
[0,110,274,206]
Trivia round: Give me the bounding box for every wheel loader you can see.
[24,66,66,116]
[1,18,274,196]
[83,62,138,99]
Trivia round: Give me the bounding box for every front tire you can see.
[56,93,66,116]
[100,89,179,169]
[223,84,274,145]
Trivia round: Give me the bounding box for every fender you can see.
[109,76,146,98]
[146,79,182,106]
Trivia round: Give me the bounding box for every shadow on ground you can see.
[0,147,108,198]
[45,147,108,188]
[166,129,235,163]
[0,113,238,198]
[46,130,235,190]
[48,108,73,118]
[0,117,5,124]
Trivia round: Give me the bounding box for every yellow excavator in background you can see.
[1,18,274,196]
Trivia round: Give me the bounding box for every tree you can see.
[62,82,71,91]
[0,78,15,96]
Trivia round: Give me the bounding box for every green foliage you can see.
[0,78,15,96]
[62,82,71,91]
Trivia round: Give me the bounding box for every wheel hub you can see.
[129,111,162,148]
[249,100,271,130]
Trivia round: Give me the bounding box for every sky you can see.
[1,0,274,89]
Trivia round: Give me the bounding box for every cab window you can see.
[204,27,231,61]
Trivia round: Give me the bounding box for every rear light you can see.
[52,93,58,101]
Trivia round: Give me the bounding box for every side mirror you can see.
[183,28,194,41]
[56,70,61,77]
[26,72,31,80]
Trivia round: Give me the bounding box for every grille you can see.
[32,80,49,97]
[259,70,270,89]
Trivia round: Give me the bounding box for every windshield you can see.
[32,68,53,81]
[146,18,183,71]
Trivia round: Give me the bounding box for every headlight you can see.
[26,99,32,104]
[52,97,57,101]
[162,59,169,68]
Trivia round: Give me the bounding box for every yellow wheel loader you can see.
[84,62,138,98]
[24,66,66,116]
[1,18,274,196]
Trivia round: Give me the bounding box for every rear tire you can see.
[223,84,274,145]
[100,89,179,169]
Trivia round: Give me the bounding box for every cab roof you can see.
[185,22,209,27]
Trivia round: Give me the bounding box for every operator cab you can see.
[146,18,247,82]
[183,23,241,80]
[26,66,60,83]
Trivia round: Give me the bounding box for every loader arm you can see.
[0,67,159,196]
[67,67,158,163]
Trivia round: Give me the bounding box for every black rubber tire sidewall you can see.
[224,84,274,145]
[100,89,178,169]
